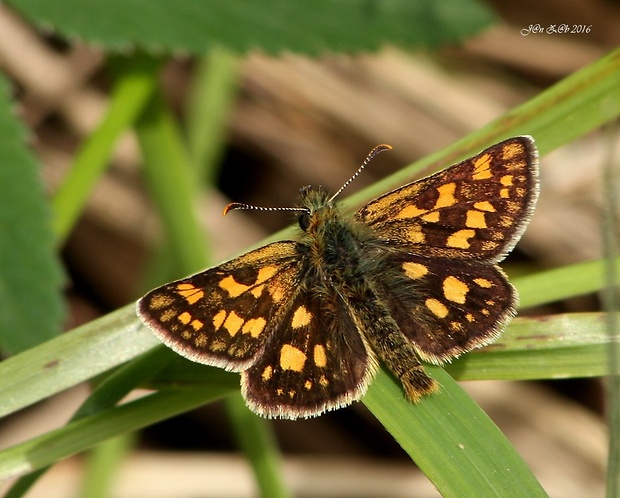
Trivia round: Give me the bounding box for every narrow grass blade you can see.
[364,367,547,497]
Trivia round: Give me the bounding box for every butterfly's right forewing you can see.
[357,137,538,262]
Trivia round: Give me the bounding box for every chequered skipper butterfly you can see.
[137,136,539,419]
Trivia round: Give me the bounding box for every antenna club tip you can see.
[369,144,393,158]
[223,203,241,216]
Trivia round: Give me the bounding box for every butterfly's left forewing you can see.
[137,241,303,372]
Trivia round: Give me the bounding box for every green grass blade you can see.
[152,313,614,386]
[226,394,292,498]
[135,91,207,274]
[364,367,547,497]
[80,434,135,498]
[1,308,611,438]
[0,388,233,480]
[514,257,620,309]
[346,47,620,206]
[448,313,615,381]
[602,128,620,497]
[3,343,179,497]
[186,48,240,184]
[0,304,158,418]
[136,87,290,496]
[51,55,160,243]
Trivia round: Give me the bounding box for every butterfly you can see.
[137,136,539,419]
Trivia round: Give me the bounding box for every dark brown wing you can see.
[137,241,302,372]
[356,137,539,262]
[374,252,516,364]
[241,291,377,419]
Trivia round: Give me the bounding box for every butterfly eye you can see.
[298,213,311,231]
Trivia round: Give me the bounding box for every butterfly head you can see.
[295,185,335,233]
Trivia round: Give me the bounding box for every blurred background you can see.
[0,0,619,496]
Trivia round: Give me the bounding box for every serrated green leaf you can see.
[7,0,495,54]
[0,74,64,354]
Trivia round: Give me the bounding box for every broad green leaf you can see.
[0,74,64,354]
[7,0,495,54]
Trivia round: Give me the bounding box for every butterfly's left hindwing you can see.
[242,291,377,419]
[137,241,302,372]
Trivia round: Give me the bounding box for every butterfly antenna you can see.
[223,202,308,216]
[328,144,393,202]
[224,144,392,215]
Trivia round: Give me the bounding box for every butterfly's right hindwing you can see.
[137,241,303,371]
